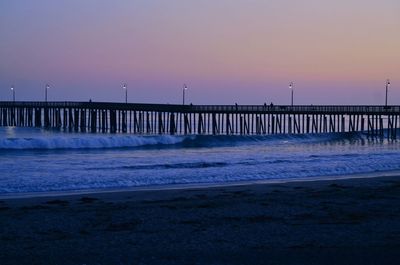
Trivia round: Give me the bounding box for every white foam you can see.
[0,135,186,149]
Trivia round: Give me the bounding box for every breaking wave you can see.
[0,130,372,150]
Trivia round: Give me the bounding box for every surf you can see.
[0,128,372,150]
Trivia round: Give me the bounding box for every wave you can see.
[0,135,186,150]
[0,131,378,150]
[86,161,229,171]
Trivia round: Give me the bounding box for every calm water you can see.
[0,127,399,195]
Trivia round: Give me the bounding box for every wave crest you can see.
[0,135,186,150]
[0,131,368,150]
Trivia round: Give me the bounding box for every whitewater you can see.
[0,127,399,195]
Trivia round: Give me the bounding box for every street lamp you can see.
[289,82,294,106]
[182,84,188,105]
[385,79,390,107]
[45,84,50,102]
[11,85,15,102]
[123,83,127,103]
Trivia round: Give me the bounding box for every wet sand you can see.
[1,175,400,265]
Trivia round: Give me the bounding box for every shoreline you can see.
[2,169,400,200]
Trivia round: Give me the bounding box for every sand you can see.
[1,175,400,265]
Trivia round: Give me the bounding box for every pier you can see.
[0,101,399,138]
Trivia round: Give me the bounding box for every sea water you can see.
[0,127,399,195]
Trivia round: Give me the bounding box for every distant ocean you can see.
[0,127,399,196]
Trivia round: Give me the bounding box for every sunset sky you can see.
[0,0,399,104]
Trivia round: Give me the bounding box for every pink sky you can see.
[0,0,399,104]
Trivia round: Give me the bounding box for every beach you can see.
[1,175,400,265]
[2,0,399,264]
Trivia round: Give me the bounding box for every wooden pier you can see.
[0,101,399,138]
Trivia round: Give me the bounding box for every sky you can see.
[0,0,399,105]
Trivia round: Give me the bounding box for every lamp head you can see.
[123,83,127,90]
[387,79,390,87]
[46,84,50,89]
[11,86,14,91]
[183,84,188,90]
[289,82,293,89]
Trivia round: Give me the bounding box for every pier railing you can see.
[1,101,399,114]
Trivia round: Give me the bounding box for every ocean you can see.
[0,127,399,196]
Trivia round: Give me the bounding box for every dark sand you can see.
[1,176,400,265]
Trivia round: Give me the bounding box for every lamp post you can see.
[289,82,294,106]
[45,84,49,102]
[182,84,188,105]
[385,79,390,107]
[123,83,127,103]
[11,85,15,102]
